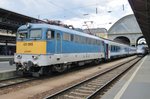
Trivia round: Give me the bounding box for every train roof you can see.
[18,23,104,41]
[103,38,129,47]
[18,23,136,48]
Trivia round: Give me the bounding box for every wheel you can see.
[52,64,68,73]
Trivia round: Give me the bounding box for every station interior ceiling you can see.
[128,0,150,48]
[0,8,43,43]
[0,8,42,31]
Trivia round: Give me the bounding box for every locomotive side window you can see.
[74,35,79,43]
[63,33,71,41]
[80,36,85,44]
[97,40,100,45]
[30,29,42,39]
[71,34,74,41]
[47,30,54,39]
[81,37,86,44]
[57,33,60,40]
[87,38,90,44]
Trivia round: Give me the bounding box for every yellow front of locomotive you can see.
[14,24,48,73]
[16,41,46,55]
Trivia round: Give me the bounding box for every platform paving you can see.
[0,56,13,62]
[0,61,16,80]
[0,61,15,72]
[101,55,150,99]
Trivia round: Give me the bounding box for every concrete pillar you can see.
[5,40,8,55]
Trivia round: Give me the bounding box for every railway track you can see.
[45,56,142,99]
[0,77,35,88]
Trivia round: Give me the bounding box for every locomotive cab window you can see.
[30,29,42,39]
[17,31,28,39]
[47,30,55,39]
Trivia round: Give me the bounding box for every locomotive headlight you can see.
[16,55,22,59]
[32,55,39,60]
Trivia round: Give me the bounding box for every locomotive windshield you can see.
[30,29,42,39]
[17,31,28,39]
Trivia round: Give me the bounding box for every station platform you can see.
[102,54,150,99]
[0,56,13,62]
[0,56,16,80]
[0,61,15,72]
[0,55,14,72]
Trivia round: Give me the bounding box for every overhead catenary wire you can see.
[46,0,103,18]
[47,0,83,18]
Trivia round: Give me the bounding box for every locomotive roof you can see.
[18,23,104,41]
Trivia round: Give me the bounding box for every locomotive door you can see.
[56,32,62,53]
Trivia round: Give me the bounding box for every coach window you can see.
[114,46,116,52]
[97,40,100,45]
[47,30,54,39]
[94,39,96,45]
[115,46,117,52]
[111,46,113,52]
[90,39,92,45]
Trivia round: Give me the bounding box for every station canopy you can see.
[0,8,44,43]
[128,0,150,48]
[108,14,142,34]
[0,8,43,31]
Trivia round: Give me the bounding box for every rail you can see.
[45,56,142,99]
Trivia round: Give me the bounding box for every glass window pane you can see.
[57,33,60,40]
[63,33,71,41]
[47,31,51,39]
[30,30,42,38]
[17,31,28,39]
[47,30,54,39]
[71,34,74,41]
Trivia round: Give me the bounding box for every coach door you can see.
[56,32,62,53]
[105,44,109,59]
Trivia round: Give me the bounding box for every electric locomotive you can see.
[10,23,106,76]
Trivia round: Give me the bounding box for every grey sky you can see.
[0,0,133,29]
